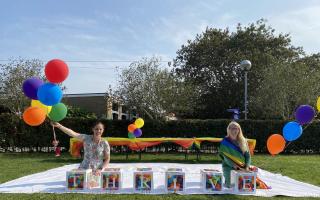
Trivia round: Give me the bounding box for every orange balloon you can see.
[267,134,286,155]
[23,107,46,126]
[128,124,137,132]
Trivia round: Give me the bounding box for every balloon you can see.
[133,128,142,137]
[134,118,144,128]
[283,121,303,141]
[48,103,68,122]
[267,134,286,155]
[23,107,46,126]
[22,78,44,99]
[128,132,135,139]
[317,97,320,112]
[31,100,52,114]
[45,59,69,83]
[128,124,137,132]
[295,105,315,125]
[37,83,63,106]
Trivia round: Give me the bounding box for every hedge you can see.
[0,114,319,153]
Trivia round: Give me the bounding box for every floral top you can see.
[77,134,110,170]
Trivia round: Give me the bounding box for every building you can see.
[63,93,136,120]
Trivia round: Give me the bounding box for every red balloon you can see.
[45,59,69,83]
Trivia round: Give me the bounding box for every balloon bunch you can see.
[128,118,144,139]
[267,104,316,155]
[22,59,69,126]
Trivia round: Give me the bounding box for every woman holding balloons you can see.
[51,120,110,176]
[22,59,110,175]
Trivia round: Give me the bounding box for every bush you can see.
[0,114,319,153]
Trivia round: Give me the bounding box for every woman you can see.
[51,120,110,175]
[219,121,250,187]
[219,121,269,189]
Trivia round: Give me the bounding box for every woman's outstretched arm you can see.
[51,122,81,138]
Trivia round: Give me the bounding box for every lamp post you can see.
[240,60,252,120]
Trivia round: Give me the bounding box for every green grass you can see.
[0,152,319,200]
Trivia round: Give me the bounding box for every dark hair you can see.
[91,120,105,129]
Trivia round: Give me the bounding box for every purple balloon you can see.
[295,105,315,125]
[22,78,44,99]
[133,128,142,137]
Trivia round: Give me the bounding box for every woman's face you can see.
[229,125,239,140]
[93,123,104,138]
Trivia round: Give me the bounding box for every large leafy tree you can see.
[0,58,44,115]
[174,19,304,119]
[116,57,197,120]
[251,54,320,119]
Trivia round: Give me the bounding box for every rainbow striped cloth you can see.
[219,137,270,189]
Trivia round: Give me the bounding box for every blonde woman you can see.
[219,121,270,189]
[219,121,251,187]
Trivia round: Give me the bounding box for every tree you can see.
[174,19,304,119]
[0,58,44,115]
[66,105,97,118]
[251,54,320,119]
[115,57,197,120]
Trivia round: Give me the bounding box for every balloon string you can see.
[284,141,291,150]
[302,123,312,131]
[52,125,57,141]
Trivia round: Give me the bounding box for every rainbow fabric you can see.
[219,137,270,189]
[219,137,247,168]
[69,137,256,158]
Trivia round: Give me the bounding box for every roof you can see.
[63,93,106,98]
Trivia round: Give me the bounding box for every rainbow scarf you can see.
[220,137,270,189]
[220,137,246,168]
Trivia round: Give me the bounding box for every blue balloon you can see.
[37,83,62,106]
[282,121,303,141]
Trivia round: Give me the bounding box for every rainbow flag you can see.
[219,137,270,189]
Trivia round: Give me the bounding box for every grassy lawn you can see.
[0,152,319,200]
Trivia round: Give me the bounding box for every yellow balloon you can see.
[134,118,144,128]
[31,100,52,114]
[317,97,320,112]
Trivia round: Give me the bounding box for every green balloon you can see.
[48,103,67,122]
[128,132,135,139]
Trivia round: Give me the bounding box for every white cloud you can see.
[268,5,320,54]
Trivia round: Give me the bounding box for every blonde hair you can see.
[227,121,249,153]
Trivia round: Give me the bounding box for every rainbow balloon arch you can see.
[69,137,256,159]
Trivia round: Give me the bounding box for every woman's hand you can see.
[239,166,250,172]
[93,169,102,176]
[50,121,61,128]
[233,165,240,170]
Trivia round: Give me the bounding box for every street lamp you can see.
[240,60,252,120]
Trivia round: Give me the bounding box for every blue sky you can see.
[1,0,320,94]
